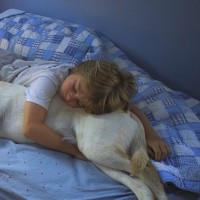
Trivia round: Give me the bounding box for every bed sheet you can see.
[0,9,200,200]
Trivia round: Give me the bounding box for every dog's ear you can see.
[130,148,149,176]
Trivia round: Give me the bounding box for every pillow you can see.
[0,12,102,65]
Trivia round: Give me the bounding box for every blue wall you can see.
[0,0,199,100]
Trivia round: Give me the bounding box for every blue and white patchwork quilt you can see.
[0,9,199,200]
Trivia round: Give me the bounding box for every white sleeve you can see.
[26,76,58,110]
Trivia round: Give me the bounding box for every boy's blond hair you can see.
[70,60,136,114]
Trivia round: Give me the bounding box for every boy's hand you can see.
[129,105,170,161]
[65,142,87,161]
[74,149,88,161]
[146,135,170,161]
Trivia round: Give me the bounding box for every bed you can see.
[0,8,199,200]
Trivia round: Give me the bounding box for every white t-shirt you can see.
[0,59,71,109]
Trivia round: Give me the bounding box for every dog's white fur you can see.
[0,81,168,200]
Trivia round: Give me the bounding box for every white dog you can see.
[0,81,168,200]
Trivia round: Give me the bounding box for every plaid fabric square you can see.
[13,22,23,30]
[3,32,13,40]
[50,52,63,62]
[162,98,176,107]
[44,35,64,43]
[171,114,188,126]
[35,49,46,59]
[17,37,28,45]
[32,41,41,48]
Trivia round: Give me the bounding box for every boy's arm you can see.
[129,104,170,161]
[23,101,86,160]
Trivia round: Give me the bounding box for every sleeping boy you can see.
[0,59,170,160]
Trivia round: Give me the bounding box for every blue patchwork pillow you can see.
[0,12,102,66]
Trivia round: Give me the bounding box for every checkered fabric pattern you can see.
[0,10,102,66]
[0,9,200,193]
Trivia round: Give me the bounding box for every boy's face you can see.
[59,74,89,108]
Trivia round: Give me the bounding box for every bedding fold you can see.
[0,9,25,20]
